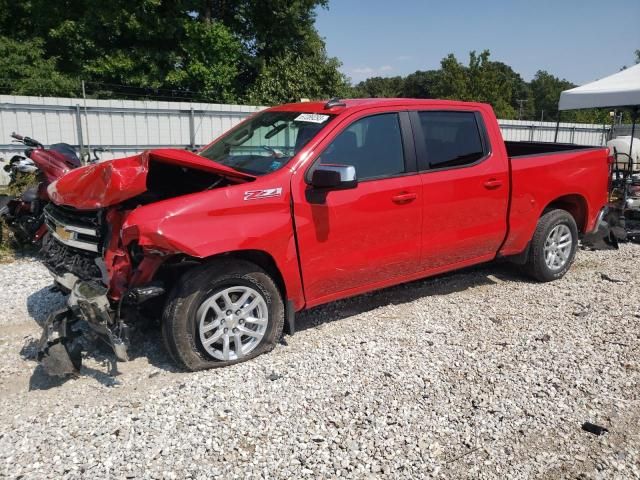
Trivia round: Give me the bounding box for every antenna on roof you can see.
[324,97,346,109]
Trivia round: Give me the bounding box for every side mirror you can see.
[310,164,357,189]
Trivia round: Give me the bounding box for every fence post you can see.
[529,125,535,141]
[570,126,576,144]
[75,104,85,163]
[189,107,196,150]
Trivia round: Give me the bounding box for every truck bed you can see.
[499,145,610,257]
[505,141,600,158]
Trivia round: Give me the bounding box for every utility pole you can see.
[81,80,91,164]
[540,110,544,122]
[516,99,527,120]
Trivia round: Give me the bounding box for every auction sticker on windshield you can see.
[295,113,330,123]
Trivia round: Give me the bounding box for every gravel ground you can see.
[0,245,639,479]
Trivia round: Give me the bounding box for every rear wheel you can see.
[162,259,284,371]
[524,209,578,282]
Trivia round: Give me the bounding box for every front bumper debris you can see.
[37,273,131,376]
[37,309,82,377]
[70,280,131,362]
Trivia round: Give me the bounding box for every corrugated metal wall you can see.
[0,95,264,159]
[0,95,612,185]
[498,119,610,145]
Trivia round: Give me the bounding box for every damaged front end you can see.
[38,208,169,376]
[36,148,254,376]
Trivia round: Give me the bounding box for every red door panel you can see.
[293,175,422,304]
[420,155,509,268]
[411,108,510,269]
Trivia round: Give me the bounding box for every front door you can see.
[292,111,422,306]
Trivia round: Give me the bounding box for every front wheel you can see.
[524,209,578,282]
[162,259,284,371]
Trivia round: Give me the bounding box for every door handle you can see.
[483,179,503,189]
[392,192,417,204]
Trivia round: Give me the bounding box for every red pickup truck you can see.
[38,98,610,375]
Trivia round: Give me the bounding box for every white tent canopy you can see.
[558,63,640,111]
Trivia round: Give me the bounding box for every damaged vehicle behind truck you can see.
[37,99,612,375]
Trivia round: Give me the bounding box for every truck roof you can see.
[269,98,492,116]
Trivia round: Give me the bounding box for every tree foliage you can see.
[0,0,348,104]
[528,70,573,121]
[0,36,77,96]
[246,48,349,105]
[348,50,634,121]
[0,3,635,120]
[401,70,439,99]
[351,76,404,98]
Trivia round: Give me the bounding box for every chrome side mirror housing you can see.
[310,164,357,189]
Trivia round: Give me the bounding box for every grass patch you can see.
[0,245,15,263]
[0,220,40,263]
[0,219,17,263]
[6,172,37,197]
[0,173,41,262]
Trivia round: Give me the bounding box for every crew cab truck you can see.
[38,98,611,375]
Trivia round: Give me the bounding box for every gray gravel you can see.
[0,245,639,479]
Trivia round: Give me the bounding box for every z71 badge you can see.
[244,188,283,200]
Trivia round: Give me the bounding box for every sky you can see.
[315,0,640,85]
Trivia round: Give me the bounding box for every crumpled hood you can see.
[48,149,255,210]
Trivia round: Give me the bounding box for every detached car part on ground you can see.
[36,99,612,376]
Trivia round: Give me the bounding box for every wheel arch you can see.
[220,249,288,300]
[159,249,287,297]
[542,194,588,233]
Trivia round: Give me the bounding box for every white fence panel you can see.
[498,119,609,145]
[0,95,265,184]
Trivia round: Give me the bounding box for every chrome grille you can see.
[43,204,102,253]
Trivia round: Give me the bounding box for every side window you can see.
[319,113,405,180]
[417,111,486,169]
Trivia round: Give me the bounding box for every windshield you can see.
[199,111,335,176]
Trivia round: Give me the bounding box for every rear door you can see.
[291,110,422,306]
[410,109,509,269]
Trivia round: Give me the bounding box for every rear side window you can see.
[319,113,405,180]
[417,111,486,169]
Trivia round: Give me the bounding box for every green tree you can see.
[529,70,575,121]
[246,49,349,105]
[466,50,518,118]
[433,54,470,100]
[0,0,343,104]
[0,36,77,96]
[401,70,439,98]
[349,51,532,119]
[351,76,404,98]
[164,21,244,102]
[204,1,329,58]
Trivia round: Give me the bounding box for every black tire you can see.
[162,259,284,371]
[524,209,578,282]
